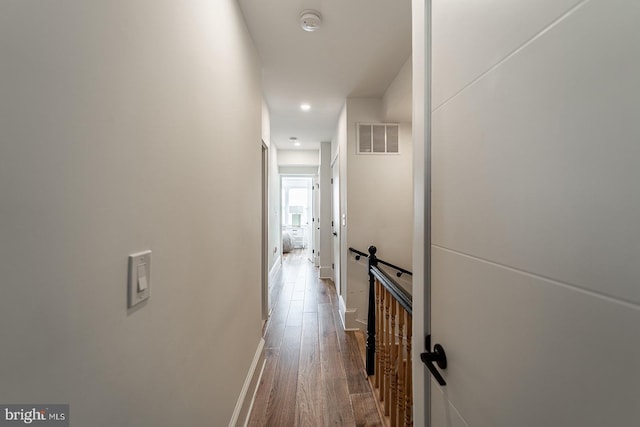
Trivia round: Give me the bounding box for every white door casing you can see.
[332,158,341,296]
[261,143,269,320]
[411,0,430,424]
[307,176,315,262]
[313,176,320,266]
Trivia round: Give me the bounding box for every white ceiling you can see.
[238,0,412,150]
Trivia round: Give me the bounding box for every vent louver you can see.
[357,123,399,154]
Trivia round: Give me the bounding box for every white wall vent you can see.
[357,123,399,154]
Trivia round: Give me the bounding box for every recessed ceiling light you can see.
[300,103,311,111]
[289,136,301,146]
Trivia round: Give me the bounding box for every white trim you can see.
[269,256,282,289]
[331,146,339,167]
[319,266,333,279]
[268,257,282,316]
[338,295,359,331]
[355,318,367,330]
[262,142,269,321]
[228,338,266,427]
[412,0,431,425]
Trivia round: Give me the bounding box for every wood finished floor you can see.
[248,250,383,427]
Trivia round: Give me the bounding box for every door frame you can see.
[412,0,431,425]
[280,175,315,255]
[261,142,269,321]
[330,154,341,297]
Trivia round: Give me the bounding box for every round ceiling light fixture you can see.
[289,136,301,146]
[299,10,322,32]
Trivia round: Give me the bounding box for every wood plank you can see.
[305,267,319,288]
[247,348,280,426]
[248,249,385,427]
[303,279,318,313]
[355,330,367,367]
[345,332,371,394]
[318,303,355,426]
[265,324,301,426]
[292,280,306,301]
[351,392,384,427]
[287,300,304,327]
[264,299,290,349]
[317,279,331,304]
[330,302,371,395]
[295,312,324,427]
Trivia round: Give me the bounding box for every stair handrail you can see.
[348,246,412,375]
[348,246,413,278]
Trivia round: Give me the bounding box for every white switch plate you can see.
[128,250,151,308]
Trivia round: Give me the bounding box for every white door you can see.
[331,159,340,295]
[417,1,640,426]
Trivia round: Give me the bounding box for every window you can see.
[281,178,312,227]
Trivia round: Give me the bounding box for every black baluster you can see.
[366,245,377,375]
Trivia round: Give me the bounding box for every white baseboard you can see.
[338,295,359,331]
[229,338,266,427]
[269,256,282,288]
[319,266,333,279]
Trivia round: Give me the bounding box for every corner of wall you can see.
[319,266,333,279]
[261,99,271,147]
[338,295,359,331]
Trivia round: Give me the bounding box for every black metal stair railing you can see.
[348,245,413,427]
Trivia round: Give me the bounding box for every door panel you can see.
[432,0,583,108]
[431,247,640,427]
[429,0,640,426]
[430,384,468,427]
[432,0,640,305]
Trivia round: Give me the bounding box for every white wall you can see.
[0,2,263,426]
[429,0,640,426]
[383,56,412,123]
[277,149,320,166]
[279,166,319,175]
[343,98,413,327]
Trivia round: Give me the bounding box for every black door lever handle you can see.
[420,337,447,386]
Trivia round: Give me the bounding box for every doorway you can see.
[281,176,314,262]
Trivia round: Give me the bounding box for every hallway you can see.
[248,251,383,426]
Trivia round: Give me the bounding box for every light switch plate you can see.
[128,250,151,308]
